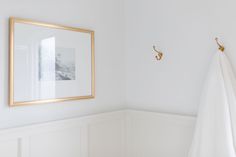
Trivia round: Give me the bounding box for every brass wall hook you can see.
[153,45,163,60]
[215,37,225,52]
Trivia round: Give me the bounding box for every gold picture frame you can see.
[9,17,95,106]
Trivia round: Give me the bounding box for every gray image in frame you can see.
[39,44,76,81]
[55,47,76,81]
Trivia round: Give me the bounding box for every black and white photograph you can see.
[39,46,76,81]
[55,47,76,80]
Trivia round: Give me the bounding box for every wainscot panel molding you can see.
[0,110,195,157]
[0,111,126,157]
[125,110,196,157]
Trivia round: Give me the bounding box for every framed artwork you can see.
[9,17,95,106]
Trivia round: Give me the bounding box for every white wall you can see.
[1,0,232,128]
[0,0,125,128]
[125,0,236,116]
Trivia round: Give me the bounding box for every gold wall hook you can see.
[215,37,225,52]
[153,45,163,60]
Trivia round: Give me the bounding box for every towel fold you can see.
[188,51,236,157]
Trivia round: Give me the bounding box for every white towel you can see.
[188,51,236,157]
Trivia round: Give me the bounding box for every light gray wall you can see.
[1,0,235,128]
[125,0,236,116]
[0,0,126,128]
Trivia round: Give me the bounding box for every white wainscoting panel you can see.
[0,139,19,157]
[29,127,81,157]
[126,110,196,157]
[88,119,125,157]
[0,111,126,157]
[0,110,195,157]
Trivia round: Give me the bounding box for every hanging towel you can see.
[188,51,236,157]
